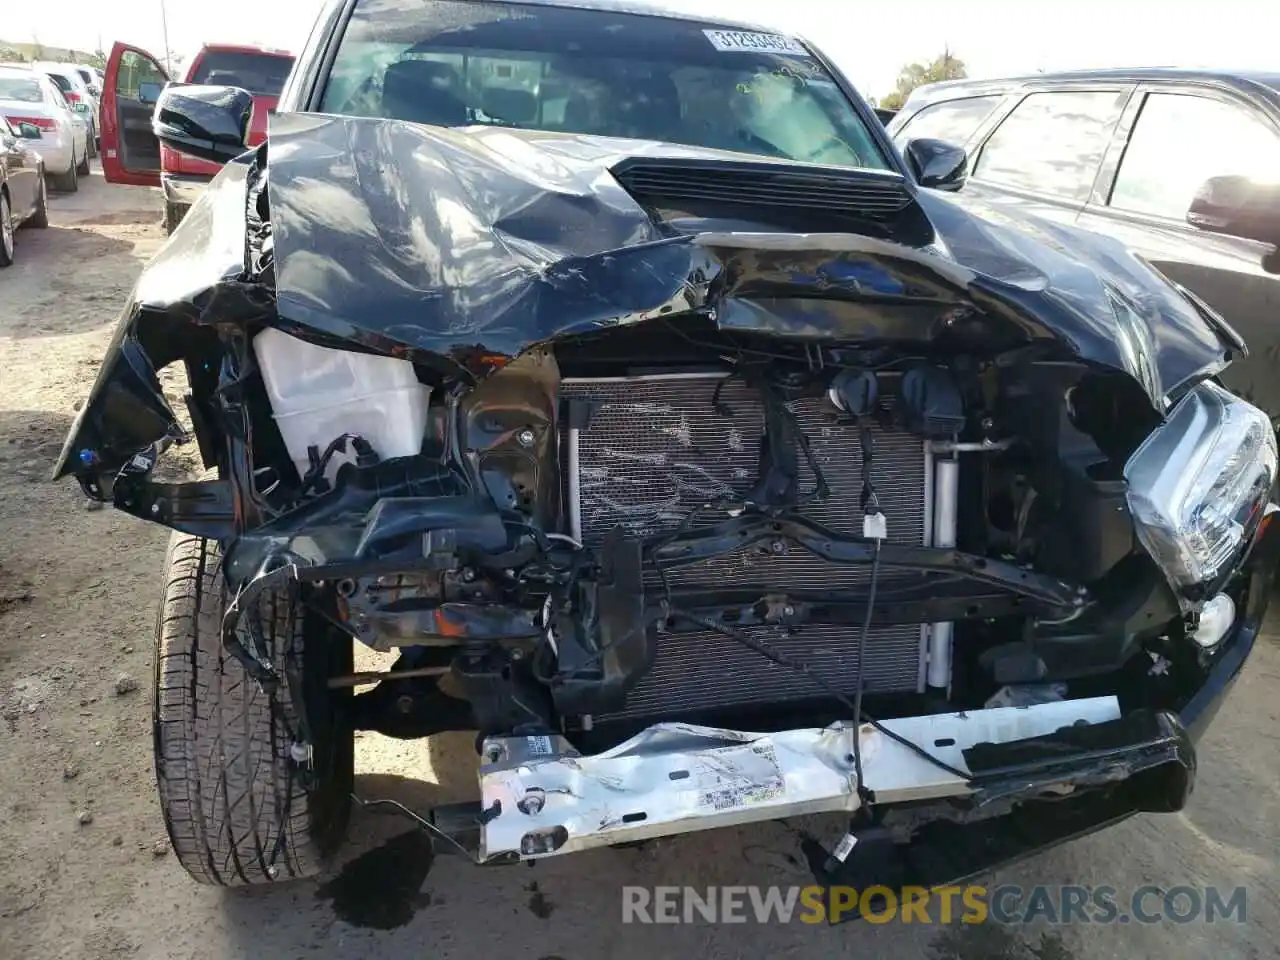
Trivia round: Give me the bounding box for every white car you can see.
[72,64,104,96]
[0,65,89,192]
[74,64,106,133]
[33,61,99,156]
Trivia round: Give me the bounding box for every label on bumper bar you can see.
[696,741,785,811]
[478,697,1121,860]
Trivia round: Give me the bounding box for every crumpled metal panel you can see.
[477,696,1121,859]
[262,114,1230,401]
[56,114,1236,485]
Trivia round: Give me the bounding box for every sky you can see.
[6,0,1280,100]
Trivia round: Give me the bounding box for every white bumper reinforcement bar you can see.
[478,696,1122,860]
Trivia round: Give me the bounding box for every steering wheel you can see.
[735,128,788,158]
[803,134,860,165]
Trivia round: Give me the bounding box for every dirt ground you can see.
[2,169,1279,960]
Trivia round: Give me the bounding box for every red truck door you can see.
[100,41,168,186]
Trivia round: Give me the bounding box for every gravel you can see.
[113,674,139,696]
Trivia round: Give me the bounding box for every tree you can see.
[879,48,967,111]
[88,49,107,70]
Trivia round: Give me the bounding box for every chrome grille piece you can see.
[563,373,930,720]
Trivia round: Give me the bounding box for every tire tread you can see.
[153,533,337,886]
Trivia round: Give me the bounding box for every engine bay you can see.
[199,313,1208,755]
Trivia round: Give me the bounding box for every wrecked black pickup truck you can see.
[55,0,1280,898]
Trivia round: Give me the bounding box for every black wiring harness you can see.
[652,380,973,789]
[664,545,971,788]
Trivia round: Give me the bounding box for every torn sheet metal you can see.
[52,155,274,483]
[477,696,1121,859]
[56,114,1235,483]
[264,115,1231,400]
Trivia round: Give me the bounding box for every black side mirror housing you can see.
[1187,175,1280,247]
[904,138,968,192]
[152,84,254,166]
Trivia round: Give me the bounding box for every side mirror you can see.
[904,137,968,192]
[1187,175,1280,247]
[17,122,43,140]
[152,84,254,165]
[88,85,101,97]
[137,81,163,106]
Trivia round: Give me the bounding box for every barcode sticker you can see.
[832,833,858,863]
[703,30,808,56]
[695,742,785,810]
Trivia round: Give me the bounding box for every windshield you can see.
[320,0,889,170]
[191,51,295,97]
[0,76,44,103]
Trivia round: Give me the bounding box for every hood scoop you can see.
[610,156,936,246]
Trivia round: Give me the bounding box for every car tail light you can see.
[64,91,82,103]
[7,116,57,131]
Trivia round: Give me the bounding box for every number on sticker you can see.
[703,30,808,56]
[526,735,554,756]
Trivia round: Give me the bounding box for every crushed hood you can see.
[54,112,1238,483]
[259,113,1231,402]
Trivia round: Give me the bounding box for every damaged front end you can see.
[55,117,1278,893]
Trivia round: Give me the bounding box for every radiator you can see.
[562,373,930,721]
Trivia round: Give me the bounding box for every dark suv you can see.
[887,69,1280,419]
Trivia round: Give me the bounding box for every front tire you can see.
[153,534,354,886]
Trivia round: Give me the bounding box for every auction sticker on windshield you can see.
[703,30,808,56]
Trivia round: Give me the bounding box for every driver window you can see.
[1109,93,1280,220]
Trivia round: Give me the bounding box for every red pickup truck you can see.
[100,41,295,232]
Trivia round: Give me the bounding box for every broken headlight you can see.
[1125,381,1276,591]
